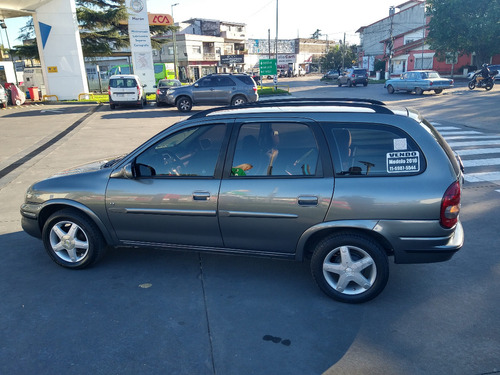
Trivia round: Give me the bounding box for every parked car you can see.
[21,98,464,304]
[323,69,340,80]
[156,79,182,107]
[165,73,258,112]
[338,68,369,87]
[0,84,7,109]
[108,74,147,110]
[385,70,454,95]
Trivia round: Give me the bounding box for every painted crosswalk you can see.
[431,122,500,186]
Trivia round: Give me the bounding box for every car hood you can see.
[49,155,126,178]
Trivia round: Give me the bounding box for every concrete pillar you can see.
[33,0,88,100]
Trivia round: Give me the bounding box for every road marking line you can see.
[462,158,500,167]
[465,171,500,183]
[448,140,500,147]
[444,135,500,140]
[456,148,500,156]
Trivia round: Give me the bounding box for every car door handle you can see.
[298,195,318,206]
[193,191,211,200]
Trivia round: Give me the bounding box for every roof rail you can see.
[188,97,393,120]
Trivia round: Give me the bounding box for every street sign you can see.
[259,59,277,75]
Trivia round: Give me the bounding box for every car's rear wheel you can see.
[347,80,352,87]
[310,233,389,303]
[231,95,247,106]
[176,96,192,112]
[337,80,342,87]
[434,89,443,94]
[109,103,115,110]
[387,85,395,94]
[363,82,368,87]
[415,87,424,95]
[42,209,106,269]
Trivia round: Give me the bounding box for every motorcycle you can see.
[468,70,498,91]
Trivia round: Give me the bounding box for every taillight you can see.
[157,89,161,95]
[253,86,257,93]
[352,74,355,78]
[440,181,461,228]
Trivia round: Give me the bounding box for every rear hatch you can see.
[109,77,139,102]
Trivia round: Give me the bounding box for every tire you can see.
[347,80,352,87]
[485,82,494,91]
[42,209,106,269]
[415,87,424,95]
[387,85,395,94]
[468,81,475,90]
[176,96,192,112]
[434,89,443,94]
[310,233,389,303]
[337,80,342,87]
[231,95,247,106]
[363,82,368,87]
[1,101,6,109]
[109,103,115,110]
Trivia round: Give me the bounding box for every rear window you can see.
[109,78,138,88]
[353,69,367,74]
[324,123,425,177]
[234,75,255,85]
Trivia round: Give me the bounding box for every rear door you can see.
[110,77,138,102]
[218,120,333,254]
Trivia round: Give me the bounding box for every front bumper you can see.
[20,203,42,238]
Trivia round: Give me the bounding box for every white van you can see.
[108,75,147,110]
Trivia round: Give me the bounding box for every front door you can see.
[218,121,333,254]
[192,76,217,104]
[106,123,228,247]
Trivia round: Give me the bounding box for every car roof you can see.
[109,74,140,79]
[187,98,408,120]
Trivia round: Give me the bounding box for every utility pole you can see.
[388,5,395,79]
[341,32,346,70]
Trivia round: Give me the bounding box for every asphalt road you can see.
[0,77,499,375]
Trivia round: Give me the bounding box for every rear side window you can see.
[324,124,425,176]
[234,76,255,85]
[109,78,138,88]
[231,122,321,177]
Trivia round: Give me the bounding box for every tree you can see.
[319,44,358,71]
[426,0,500,65]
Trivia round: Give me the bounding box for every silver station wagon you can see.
[21,98,464,303]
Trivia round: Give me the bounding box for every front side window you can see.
[326,124,425,177]
[231,122,321,177]
[134,124,226,177]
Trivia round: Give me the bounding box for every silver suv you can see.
[166,73,258,112]
[20,98,464,303]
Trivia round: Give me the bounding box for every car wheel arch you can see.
[295,221,394,261]
[38,201,115,246]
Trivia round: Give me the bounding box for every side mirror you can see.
[110,163,134,179]
[194,83,199,88]
[153,85,157,89]
[143,84,147,88]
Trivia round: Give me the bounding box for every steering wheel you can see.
[161,151,182,175]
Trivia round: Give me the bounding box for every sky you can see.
[1,0,400,48]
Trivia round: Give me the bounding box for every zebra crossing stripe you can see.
[448,140,500,147]
[444,135,500,140]
[439,131,482,136]
[464,172,500,183]
[462,158,500,167]
[456,148,500,156]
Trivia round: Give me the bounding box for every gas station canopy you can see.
[0,1,53,19]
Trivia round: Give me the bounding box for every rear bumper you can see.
[391,221,464,264]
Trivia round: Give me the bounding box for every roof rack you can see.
[188,97,393,120]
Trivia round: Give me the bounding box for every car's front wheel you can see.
[310,233,389,303]
[231,95,247,106]
[387,85,395,94]
[42,209,106,269]
[176,96,192,112]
